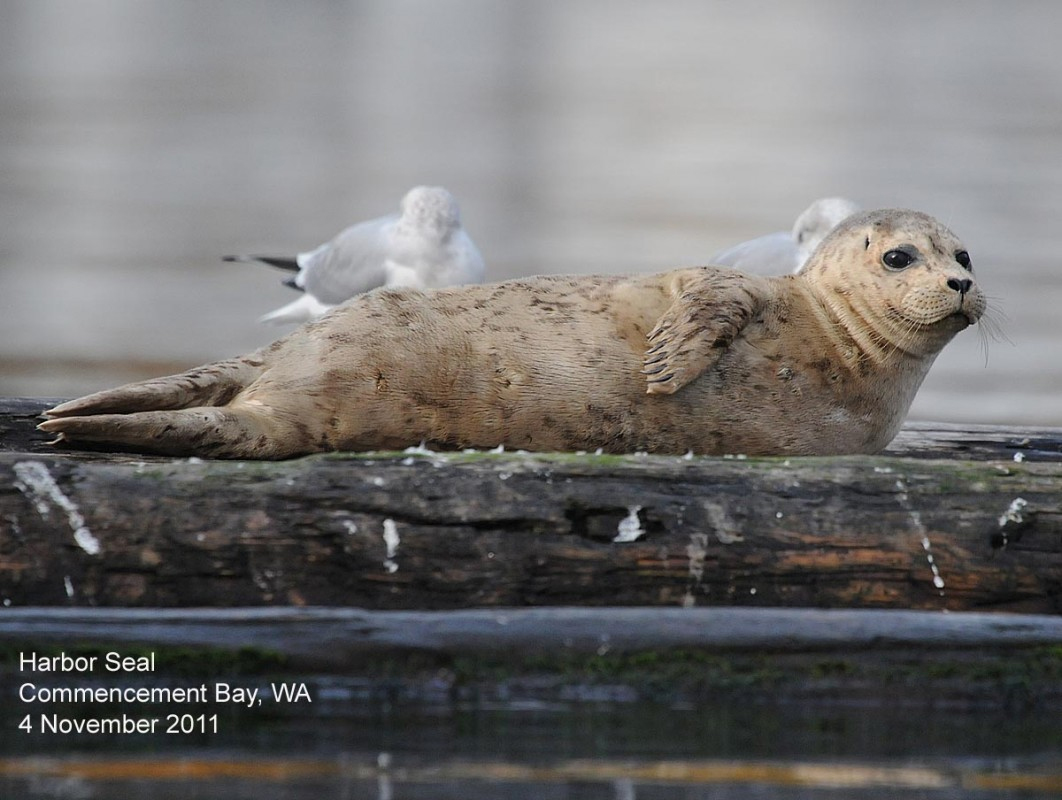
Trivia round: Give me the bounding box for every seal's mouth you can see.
[894,291,983,330]
[938,310,975,329]
[899,309,973,330]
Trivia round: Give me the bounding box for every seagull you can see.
[710,197,860,274]
[225,185,486,324]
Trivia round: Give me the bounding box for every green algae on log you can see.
[1,607,1061,709]
[1,398,1060,611]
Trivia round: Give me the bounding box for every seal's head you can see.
[399,185,461,236]
[801,208,986,359]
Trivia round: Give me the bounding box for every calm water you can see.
[2,689,1060,798]
[0,0,1059,423]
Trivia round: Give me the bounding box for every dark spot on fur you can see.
[328,331,356,346]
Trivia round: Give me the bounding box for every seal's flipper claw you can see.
[645,374,678,395]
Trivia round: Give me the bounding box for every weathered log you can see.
[1,398,1060,611]
[4,606,1062,666]
[2,608,1061,709]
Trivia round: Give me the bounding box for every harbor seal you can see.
[41,209,985,459]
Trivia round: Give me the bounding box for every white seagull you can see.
[710,197,861,274]
[226,185,486,324]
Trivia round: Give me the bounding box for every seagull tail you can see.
[258,294,331,326]
[222,254,300,272]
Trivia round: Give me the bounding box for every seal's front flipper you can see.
[643,270,767,395]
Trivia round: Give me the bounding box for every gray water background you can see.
[0,0,1060,425]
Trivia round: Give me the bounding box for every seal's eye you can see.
[955,250,971,270]
[882,249,914,270]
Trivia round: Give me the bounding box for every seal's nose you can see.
[947,277,973,295]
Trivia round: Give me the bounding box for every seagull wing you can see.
[298,213,398,304]
[413,228,486,288]
[709,231,800,275]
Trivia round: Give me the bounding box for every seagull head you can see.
[400,186,461,234]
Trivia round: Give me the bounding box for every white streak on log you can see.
[613,506,644,543]
[703,501,743,544]
[13,461,101,556]
[683,532,710,607]
[997,497,1029,548]
[383,519,400,573]
[895,478,944,593]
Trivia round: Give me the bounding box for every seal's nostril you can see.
[947,277,973,294]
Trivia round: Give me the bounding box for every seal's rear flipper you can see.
[43,358,266,420]
[38,406,298,459]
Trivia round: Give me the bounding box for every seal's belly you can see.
[670,335,882,455]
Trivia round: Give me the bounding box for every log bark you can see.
[2,398,1060,612]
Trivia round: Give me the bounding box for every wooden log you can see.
[2,608,1061,708]
[2,398,1060,611]
[4,606,1061,665]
